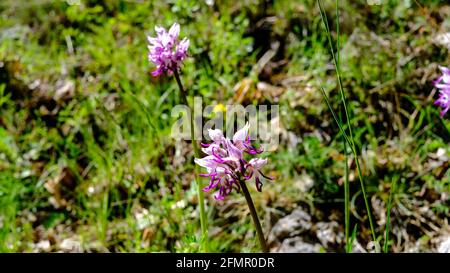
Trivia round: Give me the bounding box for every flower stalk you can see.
[173,70,208,252]
[238,179,268,253]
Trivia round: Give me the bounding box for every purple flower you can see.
[246,158,270,192]
[194,123,272,201]
[434,90,450,117]
[147,23,189,77]
[433,66,450,117]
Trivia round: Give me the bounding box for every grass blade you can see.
[317,0,377,241]
[340,111,350,252]
[384,176,397,253]
[348,223,358,253]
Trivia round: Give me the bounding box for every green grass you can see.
[0,0,449,253]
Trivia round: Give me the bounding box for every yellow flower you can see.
[212,103,226,113]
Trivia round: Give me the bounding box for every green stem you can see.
[336,0,352,253]
[341,111,350,252]
[384,177,397,253]
[238,179,268,253]
[173,70,208,252]
[318,0,376,242]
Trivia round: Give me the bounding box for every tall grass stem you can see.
[318,0,376,241]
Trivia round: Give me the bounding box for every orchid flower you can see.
[147,23,189,77]
[433,65,450,117]
[195,123,272,201]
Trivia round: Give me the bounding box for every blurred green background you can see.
[0,0,449,253]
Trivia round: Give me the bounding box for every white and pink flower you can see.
[147,23,189,77]
[195,123,272,200]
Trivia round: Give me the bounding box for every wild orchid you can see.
[147,22,189,77]
[148,23,271,253]
[433,65,450,117]
[147,23,208,251]
[195,123,272,252]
